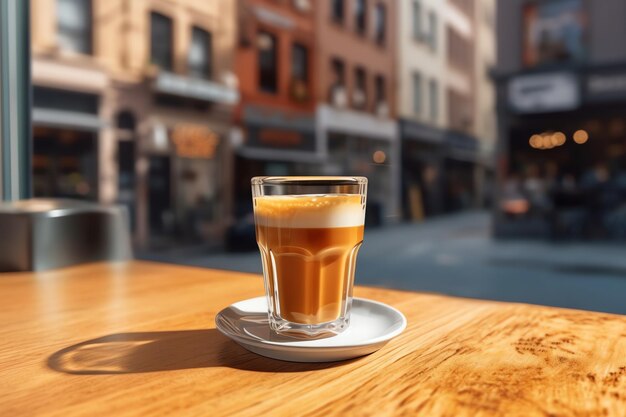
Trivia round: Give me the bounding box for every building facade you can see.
[316,0,399,225]
[495,0,626,239]
[30,0,238,247]
[233,0,318,217]
[397,0,496,221]
[233,0,401,226]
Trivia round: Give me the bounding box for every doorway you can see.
[148,156,172,234]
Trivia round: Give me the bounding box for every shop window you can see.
[291,43,309,102]
[355,0,367,35]
[522,0,586,67]
[374,3,386,45]
[188,27,212,79]
[57,0,92,54]
[32,128,98,200]
[331,0,345,23]
[150,12,173,71]
[257,31,278,93]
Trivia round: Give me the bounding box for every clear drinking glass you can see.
[251,176,367,337]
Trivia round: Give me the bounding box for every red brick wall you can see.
[235,0,316,119]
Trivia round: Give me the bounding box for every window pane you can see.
[429,79,438,122]
[353,67,367,109]
[429,11,437,50]
[258,31,278,93]
[374,3,386,45]
[189,27,212,79]
[57,0,92,54]
[291,43,308,82]
[150,12,173,71]
[328,58,346,103]
[332,0,344,22]
[375,75,385,102]
[413,72,422,115]
[355,0,366,34]
[412,0,421,40]
[332,58,345,85]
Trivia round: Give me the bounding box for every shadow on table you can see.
[47,329,352,374]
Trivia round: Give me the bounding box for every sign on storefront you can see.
[508,72,580,114]
[172,124,219,159]
[586,70,626,103]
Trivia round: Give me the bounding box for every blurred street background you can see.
[141,210,626,315]
[20,0,626,313]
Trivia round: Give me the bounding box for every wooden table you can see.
[2,261,626,416]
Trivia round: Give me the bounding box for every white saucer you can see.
[215,297,407,362]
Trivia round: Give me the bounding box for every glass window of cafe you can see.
[502,107,626,239]
[32,127,98,200]
[31,88,100,201]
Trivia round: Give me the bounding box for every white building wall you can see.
[474,0,497,155]
[397,0,448,128]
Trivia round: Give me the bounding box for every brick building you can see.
[30,0,239,247]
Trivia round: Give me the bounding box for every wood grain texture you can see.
[1,261,626,416]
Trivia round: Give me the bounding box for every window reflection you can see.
[57,0,92,54]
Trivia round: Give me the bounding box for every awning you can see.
[444,131,480,163]
[32,108,107,132]
[317,104,398,141]
[399,119,445,145]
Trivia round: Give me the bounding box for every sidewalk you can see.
[138,211,626,315]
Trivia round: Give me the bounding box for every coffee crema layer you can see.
[254,194,365,228]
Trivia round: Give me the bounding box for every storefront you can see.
[400,119,446,220]
[443,131,483,213]
[400,119,485,221]
[496,65,626,239]
[233,105,322,217]
[31,87,104,201]
[317,104,400,226]
[118,72,238,248]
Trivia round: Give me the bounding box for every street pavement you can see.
[139,211,626,315]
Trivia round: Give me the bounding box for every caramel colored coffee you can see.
[254,195,365,324]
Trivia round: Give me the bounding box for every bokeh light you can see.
[372,150,386,164]
[573,130,589,144]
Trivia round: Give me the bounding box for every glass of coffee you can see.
[251,176,367,337]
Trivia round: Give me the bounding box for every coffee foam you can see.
[254,194,365,228]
